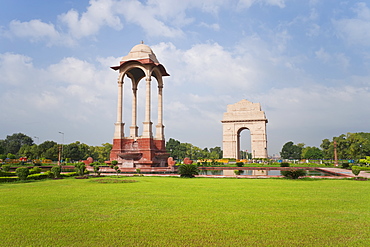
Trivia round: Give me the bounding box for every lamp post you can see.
[33,136,39,160]
[59,132,64,165]
[334,140,338,167]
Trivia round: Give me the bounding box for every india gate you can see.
[222,99,268,159]
[109,43,169,168]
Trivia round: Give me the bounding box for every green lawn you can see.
[1,177,369,246]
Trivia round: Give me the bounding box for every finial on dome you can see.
[141,40,144,44]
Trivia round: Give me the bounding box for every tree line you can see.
[280,132,370,160]
[166,138,223,160]
[0,134,223,163]
[0,133,112,162]
[2,132,369,162]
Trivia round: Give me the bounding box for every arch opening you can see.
[238,128,251,160]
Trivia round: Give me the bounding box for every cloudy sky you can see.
[1,0,370,156]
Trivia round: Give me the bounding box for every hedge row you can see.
[0,171,16,177]
[0,172,79,183]
[0,177,18,182]
[27,173,49,180]
[352,166,370,171]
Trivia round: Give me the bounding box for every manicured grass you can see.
[1,177,369,246]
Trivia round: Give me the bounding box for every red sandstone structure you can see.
[110,43,170,168]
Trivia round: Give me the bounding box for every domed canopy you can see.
[121,43,159,63]
[111,43,169,76]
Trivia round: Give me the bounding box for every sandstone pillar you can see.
[130,86,138,138]
[142,77,152,138]
[156,85,164,140]
[114,81,124,139]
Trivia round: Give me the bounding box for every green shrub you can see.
[61,172,78,177]
[15,167,29,181]
[29,167,42,174]
[352,169,360,176]
[51,166,62,178]
[236,162,244,167]
[178,164,199,178]
[75,162,86,177]
[281,169,307,179]
[280,162,290,167]
[234,170,243,175]
[44,171,54,178]
[2,164,11,172]
[27,173,49,180]
[93,165,101,176]
[113,165,121,176]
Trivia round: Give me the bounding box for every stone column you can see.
[142,77,152,138]
[236,132,240,160]
[156,85,164,140]
[130,85,138,138]
[114,81,124,139]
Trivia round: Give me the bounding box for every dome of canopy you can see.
[121,43,159,63]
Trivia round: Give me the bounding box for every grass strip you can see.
[1,177,369,246]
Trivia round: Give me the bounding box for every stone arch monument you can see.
[222,99,268,159]
[109,43,170,167]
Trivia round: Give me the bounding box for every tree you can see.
[42,145,59,160]
[38,141,58,159]
[0,140,5,154]
[280,141,302,159]
[91,143,112,162]
[320,139,332,159]
[320,133,370,160]
[166,138,223,160]
[209,147,223,159]
[2,133,34,154]
[302,146,323,160]
[166,138,181,159]
[18,144,39,159]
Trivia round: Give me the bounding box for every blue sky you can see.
[1,0,370,156]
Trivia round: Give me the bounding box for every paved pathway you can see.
[87,167,369,179]
[319,167,370,178]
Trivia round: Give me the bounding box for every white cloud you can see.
[153,42,260,94]
[199,22,220,31]
[115,0,184,38]
[0,53,37,85]
[334,2,370,46]
[237,0,285,9]
[3,0,290,46]
[0,53,116,120]
[315,48,350,70]
[59,0,123,39]
[7,19,74,46]
[315,48,330,62]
